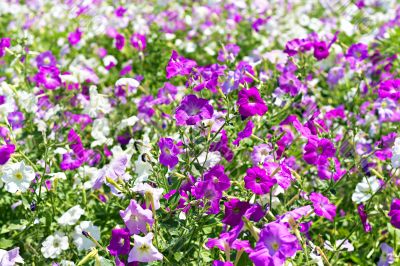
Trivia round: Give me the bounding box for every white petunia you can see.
[73,221,101,251]
[41,232,69,259]
[128,233,163,263]
[60,260,75,266]
[115,78,139,88]
[324,239,354,252]
[17,90,37,113]
[351,176,381,204]
[83,86,112,118]
[58,205,85,226]
[1,161,35,193]
[391,137,400,169]
[132,183,163,210]
[118,116,139,131]
[91,118,112,147]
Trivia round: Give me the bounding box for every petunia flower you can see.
[68,28,82,46]
[41,232,69,259]
[166,50,197,79]
[357,204,371,232]
[310,192,336,221]
[317,157,347,182]
[244,166,277,195]
[249,222,300,266]
[128,233,163,263]
[175,94,214,126]
[158,137,181,168]
[107,228,131,256]
[236,87,267,119]
[1,160,35,193]
[378,243,395,266]
[303,136,336,165]
[0,38,11,57]
[36,51,57,68]
[120,199,154,235]
[73,221,101,251]
[130,33,146,51]
[388,198,400,229]
[351,176,381,204]
[0,247,24,265]
[203,164,231,192]
[222,198,250,226]
[0,144,15,165]
[34,66,62,90]
[57,205,85,226]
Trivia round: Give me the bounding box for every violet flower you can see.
[107,228,131,256]
[130,33,147,51]
[244,166,277,195]
[68,28,82,46]
[388,198,400,229]
[120,199,154,235]
[158,137,181,168]
[0,144,15,165]
[175,94,214,126]
[233,120,254,146]
[34,66,62,90]
[303,136,336,165]
[166,50,197,79]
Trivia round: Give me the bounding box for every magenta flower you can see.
[388,198,400,229]
[7,111,24,130]
[120,199,154,235]
[0,38,11,57]
[250,222,299,266]
[192,179,222,214]
[203,164,231,192]
[317,157,346,181]
[68,28,82,46]
[357,204,371,232]
[166,50,197,79]
[115,33,125,50]
[107,228,131,256]
[303,136,336,165]
[236,87,267,119]
[264,162,293,190]
[378,79,400,100]
[313,41,329,60]
[0,144,15,165]
[130,33,147,51]
[244,166,276,195]
[158,137,181,168]
[34,66,62,90]
[175,94,213,126]
[309,192,336,221]
[233,120,254,146]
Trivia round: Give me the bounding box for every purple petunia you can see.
[0,144,15,165]
[346,43,368,61]
[36,51,57,68]
[166,50,197,79]
[203,164,231,192]
[222,198,250,226]
[68,28,82,46]
[357,204,371,232]
[249,222,300,266]
[130,33,147,51]
[0,38,11,57]
[115,33,125,51]
[303,136,336,165]
[244,166,276,195]
[388,198,400,229]
[309,192,336,221]
[107,228,131,256]
[317,157,346,182]
[378,79,400,100]
[236,87,267,119]
[233,120,254,146]
[158,137,181,168]
[175,94,214,126]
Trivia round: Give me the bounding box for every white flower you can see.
[58,205,85,226]
[118,116,139,131]
[128,233,163,263]
[1,161,35,193]
[115,78,139,88]
[17,91,37,113]
[60,260,75,266]
[134,155,153,184]
[324,239,354,252]
[132,183,163,210]
[83,86,111,118]
[73,221,100,251]
[41,232,69,259]
[91,118,112,147]
[352,176,381,204]
[197,151,221,170]
[391,137,400,169]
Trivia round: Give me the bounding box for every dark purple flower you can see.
[175,94,213,126]
[236,87,267,119]
[303,136,336,165]
[158,137,181,168]
[244,166,276,195]
[115,33,125,51]
[0,144,15,165]
[309,192,336,221]
[346,43,368,61]
[388,198,400,229]
[357,204,371,232]
[166,50,197,79]
[34,66,61,90]
[0,38,11,57]
[68,28,82,46]
[7,111,24,129]
[36,51,57,68]
[222,198,251,226]
[114,6,127,17]
[250,222,300,266]
[130,33,146,51]
[107,228,131,256]
[233,120,254,146]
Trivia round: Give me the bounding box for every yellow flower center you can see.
[15,172,23,180]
